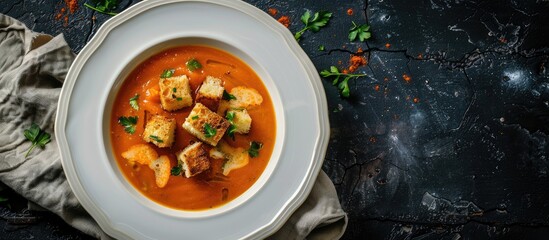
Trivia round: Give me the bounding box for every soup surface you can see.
[110,45,275,210]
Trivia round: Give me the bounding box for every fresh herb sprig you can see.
[118,116,138,134]
[225,111,237,140]
[348,21,371,42]
[222,90,236,101]
[320,66,367,98]
[149,135,164,143]
[23,123,51,158]
[248,141,263,158]
[186,59,202,72]
[204,123,216,138]
[84,0,118,16]
[161,69,175,78]
[129,94,139,110]
[294,11,332,41]
[171,164,182,176]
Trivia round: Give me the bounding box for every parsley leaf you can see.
[248,141,263,158]
[176,97,183,101]
[204,123,216,138]
[318,45,325,51]
[129,94,139,110]
[186,59,202,71]
[160,68,175,78]
[222,90,237,100]
[23,123,51,158]
[118,116,138,134]
[191,115,199,120]
[149,135,164,143]
[320,66,367,98]
[225,111,236,140]
[349,21,371,42]
[294,11,332,41]
[171,164,182,176]
[84,0,119,16]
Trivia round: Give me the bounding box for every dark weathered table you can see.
[2,0,549,239]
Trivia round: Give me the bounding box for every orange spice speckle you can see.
[369,136,377,143]
[413,97,420,103]
[342,69,349,74]
[65,0,78,14]
[374,85,380,91]
[385,43,391,49]
[384,77,389,82]
[402,74,411,82]
[417,53,423,59]
[348,55,366,72]
[268,8,278,16]
[347,8,354,16]
[406,95,411,101]
[277,16,290,28]
[338,60,343,65]
[63,16,69,26]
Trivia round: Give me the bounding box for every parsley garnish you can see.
[84,0,118,16]
[186,59,202,71]
[248,141,263,158]
[222,90,236,100]
[294,11,332,41]
[160,68,175,78]
[171,164,182,176]
[172,88,177,93]
[23,123,51,158]
[225,111,236,140]
[129,94,139,110]
[176,97,183,101]
[348,21,371,42]
[204,123,216,138]
[318,45,325,51]
[149,135,164,143]
[118,116,138,134]
[191,115,199,120]
[320,66,367,98]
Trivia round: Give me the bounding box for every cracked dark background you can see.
[2,0,549,239]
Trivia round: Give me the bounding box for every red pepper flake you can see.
[406,95,411,101]
[385,43,391,49]
[369,136,377,143]
[338,60,343,65]
[413,97,420,103]
[342,69,349,74]
[374,85,380,91]
[417,53,423,59]
[499,37,507,43]
[384,77,389,82]
[402,74,411,82]
[65,0,78,14]
[348,55,366,72]
[268,8,278,16]
[347,8,354,16]
[277,16,290,28]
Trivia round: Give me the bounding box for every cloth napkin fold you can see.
[0,14,347,240]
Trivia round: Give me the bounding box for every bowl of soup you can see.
[56,0,329,239]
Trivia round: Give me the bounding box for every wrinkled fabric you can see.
[0,14,347,240]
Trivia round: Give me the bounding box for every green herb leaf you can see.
[349,21,371,42]
[176,97,183,101]
[0,196,7,203]
[222,90,237,101]
[129,94,139,110]
[186,59,202,71]
[161,68,175,78]
[149,135,164,143]
[172,88,177,93]
[191,115,199,120]
[118,116,138,134]
[225,112,236,140]
[84,0,119,16]
[171,164,182,176]
[319,66,367,98]
[294,10,332,41]
[204,123,216,138]
[248,141,263,158]
[318,45,325,51]
[225,111,235,122]
[23,123,51,158]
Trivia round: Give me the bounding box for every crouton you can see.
[121,144,159,165]
[196,76,224,111]
[177,142,210,178]
[159,75,193,111]
[215,141,250,176]
[149,155,170,188]
[143,115,176,148]
[217,86,263,115]
[227,109,252,134]
[182,103,230,146]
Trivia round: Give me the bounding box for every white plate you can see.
[55,0,329,239]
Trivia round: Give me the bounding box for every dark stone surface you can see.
[2,0,549,239]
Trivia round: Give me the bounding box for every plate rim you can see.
[55,0,330,239]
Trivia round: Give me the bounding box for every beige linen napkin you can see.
[0,14,347,240]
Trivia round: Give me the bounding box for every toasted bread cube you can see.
[177,142,210,178]
[149,155,170,188]
[217,86,263,115]
[216,141,250,176]
[159,75,193,111]
[143,115,176,148]
[182,103,230,146]
[227,109,252,134]
[196,76,224,111]
[121,144,159,165]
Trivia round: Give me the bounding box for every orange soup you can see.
[110,45,275,210]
